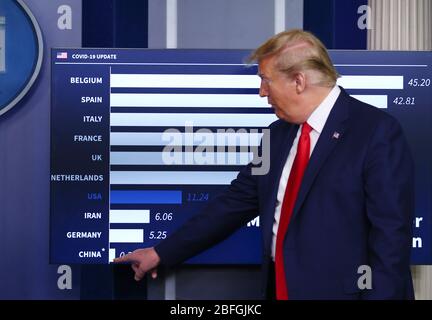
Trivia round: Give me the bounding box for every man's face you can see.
[258,56,302,124]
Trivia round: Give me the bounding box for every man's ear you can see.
[293,72,307,94]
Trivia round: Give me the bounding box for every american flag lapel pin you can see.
[332,132,340,139]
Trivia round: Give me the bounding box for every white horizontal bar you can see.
[338,76,403,89]
[110,113,277,127]
[110,132,263,146]
[111,93,269,108]
[109,229,144,243]
[111,74,403,90]
[351,95,388,108]
[111,151,253,165]
[110,210,150,223]
[111,74,260,88]
[110,171,238,185]
[109,248,116,262]
[334,64,427,67]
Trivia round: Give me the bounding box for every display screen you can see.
[50,49,432,264]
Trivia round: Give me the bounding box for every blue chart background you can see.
[50,49,432,265]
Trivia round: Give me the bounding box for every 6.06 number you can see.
[154,212,173,221]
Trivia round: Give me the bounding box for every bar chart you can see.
[108,60,270,263]
[50,49,432,264]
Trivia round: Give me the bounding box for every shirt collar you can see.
[306,85,341,134]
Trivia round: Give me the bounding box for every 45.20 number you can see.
[149,231,167,240]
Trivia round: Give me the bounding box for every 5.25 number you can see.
[149,231,167,240]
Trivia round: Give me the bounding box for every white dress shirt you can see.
[271,85,341,260]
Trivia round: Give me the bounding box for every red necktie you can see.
[275,122,312,300]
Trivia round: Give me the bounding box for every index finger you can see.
[113,254,135,264]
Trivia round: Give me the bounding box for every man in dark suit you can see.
[114,29,415,300]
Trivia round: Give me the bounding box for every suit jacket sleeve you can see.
[155,163,260,267]
[361,116,414,299]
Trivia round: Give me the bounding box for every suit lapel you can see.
[290,89,350,222]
